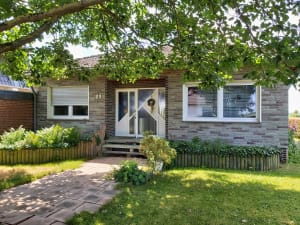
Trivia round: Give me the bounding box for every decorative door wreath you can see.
[147,98,155,112]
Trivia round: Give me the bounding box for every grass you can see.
[68,163,300,225]
[0,160,84,191]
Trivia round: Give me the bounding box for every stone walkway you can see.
[0,157,146,225]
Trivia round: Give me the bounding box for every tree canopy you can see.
[0,0,299,88]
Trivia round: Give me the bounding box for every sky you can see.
[289,86,300,113]
[67,44,99,59]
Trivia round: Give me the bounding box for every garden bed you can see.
[0,140,97,165]
[170,153,280,171]
[169,138,281,171]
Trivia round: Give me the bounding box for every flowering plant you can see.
[288,125,297,154]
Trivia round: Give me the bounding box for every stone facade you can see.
[167,72,288,149]
[37,71,288,160]
[37,77,106,135]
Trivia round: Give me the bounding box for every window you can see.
[183,82,260,122]
[48,86,89,119]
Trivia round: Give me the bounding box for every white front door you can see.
[116,88,166,137]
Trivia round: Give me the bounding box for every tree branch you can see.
[0,0,106,33]
[0,19,57,54]
[99,3,159,47]
[235,5,262,47]
[100,14,117,51]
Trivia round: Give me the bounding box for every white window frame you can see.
[47,86,89,120]
[183,81,261,123]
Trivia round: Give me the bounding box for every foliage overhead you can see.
[0,0,299,87]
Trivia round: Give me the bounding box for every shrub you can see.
[169,138,281,157]
[36,125,80,148]
[289,142,300,164]
[23,131,41,149]
[0,126,27,150]
[140,134,177,172]
[113,160,150,185]
[288,126,297,154]
[288,124,300,163]
[0,124,80,150]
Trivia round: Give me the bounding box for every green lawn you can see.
[0,160,84,191]
[68,164,300,225]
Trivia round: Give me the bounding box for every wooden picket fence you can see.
[0,140,99,165]
[170,153,280,171]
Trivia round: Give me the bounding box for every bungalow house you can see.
[0,74,34,133]
[36,55,288,162]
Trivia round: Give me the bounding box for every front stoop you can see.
[102,137,143,156]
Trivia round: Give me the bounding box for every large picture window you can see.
[48,86,89,119]
[183,82,260,122]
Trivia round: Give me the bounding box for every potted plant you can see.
[140,133,176,172]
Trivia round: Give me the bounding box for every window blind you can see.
[52,86,88,105]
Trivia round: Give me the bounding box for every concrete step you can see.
[102,143,142,156]
[102,150,143,156]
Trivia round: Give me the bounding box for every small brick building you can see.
[0,75,33,134]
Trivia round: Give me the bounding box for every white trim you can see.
[115,87,166,137]
[0,85,32,93]
[182,81,261,123]
[47,86,89,120]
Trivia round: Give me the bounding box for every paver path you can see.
[0,157,146,225]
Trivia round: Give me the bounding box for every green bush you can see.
[0,126,27,150]
[0,124,80,150]
[288,128,300,163]
[23,131,40,149]
[288,128,297,154]
[140,134,176,172]
[113,160,150,186]
[36,124,80,148]
[169,137,281,157]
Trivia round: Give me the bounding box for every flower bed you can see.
[0,140,97,165]
[169,138,281,171]
[0,125,99,165]
[170,153,279,171]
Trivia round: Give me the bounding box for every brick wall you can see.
[0,91,33,133]
[37,77,106,135]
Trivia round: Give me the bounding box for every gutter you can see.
[0,84,32,93]
[30,86,38,131]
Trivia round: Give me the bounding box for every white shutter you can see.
[52,86,88,105]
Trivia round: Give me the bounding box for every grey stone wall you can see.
[37,77,106,136]
[37,72,289,153]
[167,72,289,150]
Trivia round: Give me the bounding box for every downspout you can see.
[30,86,38,131]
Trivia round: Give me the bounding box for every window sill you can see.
[47,116,89,121]
[182,118,260,123]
